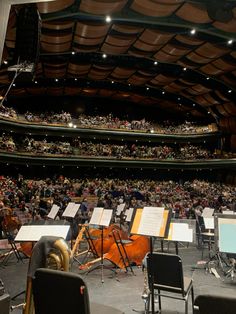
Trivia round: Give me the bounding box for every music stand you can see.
[214,214,236,277]
[47,204,60,220]
[166,222,193,255]
[87,207,114,283]
[130,206,171,314]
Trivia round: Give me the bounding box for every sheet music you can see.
[100,209,113,227]
[62,202,75,217]
[47,204,60,220]
[204,217,214,229]
[15,225,70,242]
[168,223,193,242]
[125,208,134,222]
[89,207,104,225]
[222,211,234,215]
[202,207,214,218]
[138,207,164,237]
[116,203,125,216]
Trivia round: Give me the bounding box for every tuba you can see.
[22,236,71,314]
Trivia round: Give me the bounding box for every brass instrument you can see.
[22,237,71,314]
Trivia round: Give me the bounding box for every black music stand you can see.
[86,208,116,283]
[130,206,172,314]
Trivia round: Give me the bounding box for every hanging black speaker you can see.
[14,4,41,65]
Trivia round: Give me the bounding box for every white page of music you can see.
[125,208,134,222]
[204,217,214,229]
[47,204,60,220]
[62,202,75,217]
[169,223,193,242]
[65,203,80,218]
[15,225,70,242]
[117,203,125,215]
[89,207,104,225]
[202,207,214,218]
[138,207,164,237]
[100,209,113,227]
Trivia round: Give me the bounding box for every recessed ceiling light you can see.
[228,89,232,93]
[154,61,158,65]
[228,39,233,45]
[206,77,210,80]
[183,67,187,71]
[146,87,149,90]
[3,60,8,64]
[190,29,196,35]
[13,83,16,87]
[34,80,38,84]
[162,91,165,94]
[192,103,195,107]
[55,78,58,82]
[71,51,75,55]
[111,80,114,84]
[74,78,77,81]
[105,15,111,23]
[178,97,181,100]
[208,111,210,114]
[102,53,107,58]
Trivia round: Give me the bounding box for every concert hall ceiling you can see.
[0,0,236,121]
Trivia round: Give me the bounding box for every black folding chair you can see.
[33,268,90,314]
[147,252,194,314]
[194,294,236,314]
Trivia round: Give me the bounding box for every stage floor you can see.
[1,243,236,314]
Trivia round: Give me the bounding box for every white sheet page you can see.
[100,209,113,227]
[47,204,59,220]
[89,207,104,225]
[138,207,164,237]
[62,202,75,217]
[125,208,134,222]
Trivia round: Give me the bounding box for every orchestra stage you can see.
[1,243,236,314]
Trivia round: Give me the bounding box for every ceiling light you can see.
[146,87,149,90]
[105,15,111,23]
[207,111,210,114]
[3,60,8,64]
[55,78,58,82]
[192,103,195,107]
[74,78,77,81]
[178,97,180,100]
[34,80,38,84]
[190,29,196,35]
[228,89,232,93]
[13,83,16,87]
[162,91,165,94]
[111,80,114,84]
[102,53,107,58]
[228,39,233,45]
[154,61,158,65]
[71,51,75,55]
[206,77,210,80]
[183,67,187,71]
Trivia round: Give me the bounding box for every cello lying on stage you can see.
[79,234,149,270]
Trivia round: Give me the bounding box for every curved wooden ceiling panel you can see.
[186,52,212,64]
[162,44,190,56]
[47,87,64,96]
[41,33,73,44]
[217,104,230,117]
[101,43,130,54]
[42,21,74,31]
[223,103,236,116]
[175,35,204,46]
[153,51,181,62]
[111,67,136,79]
[64,87,81,95]
[26,87,47,95]
[74,35,105,46]
[176,3,212,23]
[191,84,211,94]
[41,42,71,53]
[202,93,220,105]
[133,40,162,52]
[131,0,182,17]
[75,22,110,38]
[139,29,174,45]
[219,75,236,87]
[105,35,136,47]
[44,69,66,78]
[37,0,75,14]
[79,0,127,14]
[128,74,150,85]
[213,17,236,33]
[212,59,236,72]
[200,64,224,76]
[152,74,176,84]
[98,89,116,97]
[196,43,229,59]
[112,24,144,35]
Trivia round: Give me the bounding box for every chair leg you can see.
[185,299,188,314]
[191,287,194,312]
[158,290,161,311]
